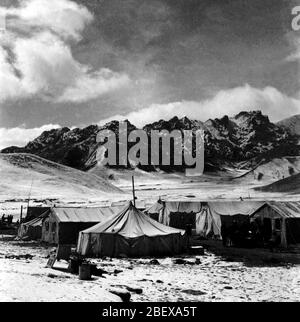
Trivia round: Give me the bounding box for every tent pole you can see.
[26,178,34,218]
[20,205,23,224]
[132,175,136,207]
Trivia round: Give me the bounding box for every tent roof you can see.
[111,200,152,209]
[207,201,265,216]
[147,200,300,218]
[50,206,123,223]
[146,201,202,214]
[22,217,43,227]
[265,202,300,218]
[22,209,50,227]
[81,202,186,238]
[146,200,264,216]
[25,206,51,220]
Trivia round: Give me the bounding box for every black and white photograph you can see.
[0,0,300,307]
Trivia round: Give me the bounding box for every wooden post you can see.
[281,218,287,248]
[132,175,136,207]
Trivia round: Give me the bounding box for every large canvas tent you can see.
[41,206,123,245]
[77,202,188,257]
[146,200,263,236]
[251,202,300,247]
[146,200,300,247]
[201,201,265,238]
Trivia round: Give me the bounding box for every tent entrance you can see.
[286,219,300,244]
[262,218,272,241]
[169,212,196,230]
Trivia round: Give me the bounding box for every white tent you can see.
[146,200,265,238]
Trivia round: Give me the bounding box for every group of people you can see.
[221,220,245,247]
[221,218,281,249]
[1,214,14,225]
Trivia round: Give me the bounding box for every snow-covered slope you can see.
[234,156,300,182]
[255,173,300,194]
[277,114,300,136]
[0,153,123,201]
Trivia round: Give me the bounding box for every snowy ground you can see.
[0,236,299,302]
[0,236,121,302]
[1,158,299,302]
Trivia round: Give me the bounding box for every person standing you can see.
[221,224,228,247]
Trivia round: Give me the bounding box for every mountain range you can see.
[2,111,300,175]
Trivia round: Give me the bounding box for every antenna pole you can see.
[132,175,136,207]
[20,205,23,224]
[27,178,34,217]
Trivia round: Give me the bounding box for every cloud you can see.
[0,124,61,150]
[286,34,300,62]
[57,68,130,103]
[101,85,300,127]
[2,84,298,150]
[9,0,93,40]
[98,114,128,126]
[0,0,130,103]
[0,46,25,101]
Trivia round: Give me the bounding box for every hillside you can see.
[255,173,300,194]
[0,153,123,201]
[234,156,300,182]
[277,114,300,136]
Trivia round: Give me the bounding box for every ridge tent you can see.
[146,200,265,238]
[41,206,123,245]
[146,200,202,229]
[147,200,300,248]
[203,201,265,238]
[18,209,50,240]
[77,202,188,257]
[197,201,300,247]
[251,201,300,247]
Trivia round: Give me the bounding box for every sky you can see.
[0,0,300,148]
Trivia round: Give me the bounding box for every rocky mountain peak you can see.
[234,110,270,127]
[1,110,299,172]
